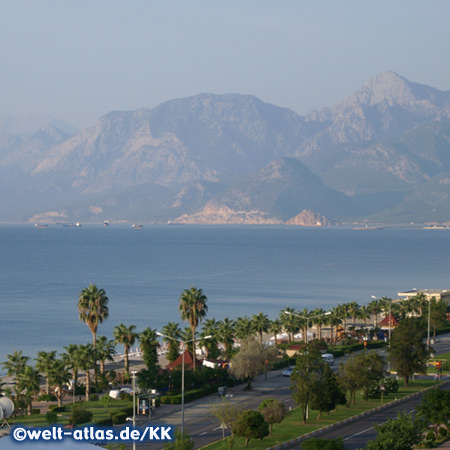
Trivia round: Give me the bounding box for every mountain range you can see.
[2,71,450,225]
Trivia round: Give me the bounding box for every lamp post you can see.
[131,370,137,450]
[156,332,212,435]
[427,297,431,350]
[283,310,332,344]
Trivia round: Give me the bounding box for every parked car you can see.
[282,366,295,377]
[321,353,334,365]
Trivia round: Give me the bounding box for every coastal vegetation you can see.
[1,285,449,450]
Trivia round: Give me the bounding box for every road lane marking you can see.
[343,426,374,441]
[199,432,207,436]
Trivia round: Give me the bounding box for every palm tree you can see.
[62,344,83,387]
[179,287,208,371]
[347,301,360,327]
[114,323,138,376]
[200,318,220,359]
[78,284,109,347]
[279,307,300,343]
[357,305,371,324]
[337,303,351,332]
[96,336,116,374]
[327,307,342,344]
[268,319,283,346]
[49,359,71,407]
[2,350,30,378]
[139,328,159,371]
[368,298,381,327]
[311,308,327,340]
[17,365,41,415]
[217,318,235,360]
[77,343,96,401]
[161,322,182,363]
[35,350,57,395]
[234,316,254,342]
[251,313,270,344]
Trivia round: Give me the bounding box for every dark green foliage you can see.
[45,411,58,425]
[37,394,57,402]
[163,429,194,450]
[302,437,346,450]
[233,410,269,447]
[417,388,450,434]
[364,411,425,450]
[111,411,128,425]
[366,377,399,399]
[389,317,429,386]
[338,350,385,405]
[49,405,66,412]
[291,344,327,423]
[70,402,93,426]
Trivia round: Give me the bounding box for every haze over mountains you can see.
[2,71,450,225]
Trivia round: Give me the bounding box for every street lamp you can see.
[284,310,331,344]
[131,370,137,450]
[156,332,212,435]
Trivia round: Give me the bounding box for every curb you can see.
[266,380,450,450]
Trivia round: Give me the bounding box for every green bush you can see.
[30,409,40,415]
[45,411,58,425]
[70,402,93,426]
[89,394,99,401]
[49,405,66,412]
[426,431,435,441]
[112,411,128,425]
[439,427,447,437]
[37,394,57,402]
[160,385,218,405]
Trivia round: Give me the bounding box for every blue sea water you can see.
[1,224,450,368]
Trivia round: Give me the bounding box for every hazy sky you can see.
[2,0,450,129]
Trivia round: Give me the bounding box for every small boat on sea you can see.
[62,222,82,227]
[34,224,48,229]
[132,224,143,229]
[104,220,110,227]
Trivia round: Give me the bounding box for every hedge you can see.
[160,385,218,405]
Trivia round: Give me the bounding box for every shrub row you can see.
[160,385,218,405]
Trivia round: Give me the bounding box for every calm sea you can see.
[1,224,450,368]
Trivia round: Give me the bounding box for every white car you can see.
[109,387,133,399]
[282,366,295,377]
[321,353,334,365]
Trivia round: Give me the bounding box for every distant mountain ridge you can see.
[2,72,450,224]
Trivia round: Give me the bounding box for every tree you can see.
[417,388,450,434]
[279,307,300,343]
[138,327,160,388]
[338,350,385,405]
[268,319,283,346]
[389,317,429,386]
[291,344,326,423]
[96,336,116,374]
[347,301,360,327]
[368,298,382,327]
[163,429,194,450]
[230,339,277,389]
[2,350,30,378]
[217,318,235,360]
[162,322,182,363]
[233,410,269,447]
[364,411,425,450]
[210,397,244,438]
[424,298,448,340]
[258,398,286,436]
[78,284,109,347]
[310,363,345,418]
[235,316,254,343]
[77,343,96,401]
[35,350,57,395]
[200,318,220,359]
[49,358,71,406]
[16,365,41,415]
[179,287,208,371]
[114,323,138,376]
[251,313,270,344]
[62,344,83,387]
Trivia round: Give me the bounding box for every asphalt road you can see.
[128,333,450,450]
